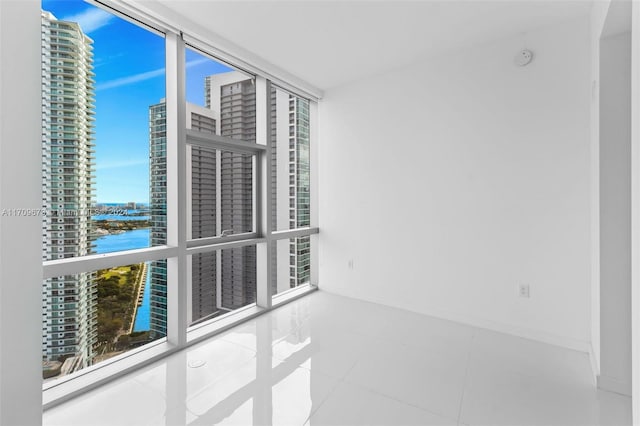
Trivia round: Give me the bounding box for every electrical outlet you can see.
[519,284,530,298]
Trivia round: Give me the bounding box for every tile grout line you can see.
[300,357,361,425]
[328,331,472,423]
[456,331,476,426]
[350,382,459,423]
[339,356,459,424]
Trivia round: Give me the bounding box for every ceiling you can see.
[137,0,593,91]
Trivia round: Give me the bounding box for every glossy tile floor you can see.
[44,291,631,426]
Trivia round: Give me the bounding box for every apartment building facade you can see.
[149,71,310,334]
[41,11,97,368]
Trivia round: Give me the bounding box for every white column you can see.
[631,1,640,422]
[0,1,44,424]
[599,26,632,396]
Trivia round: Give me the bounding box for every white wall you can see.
[0,1,45,424]
[318,17,592,350]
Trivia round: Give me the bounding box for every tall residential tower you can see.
[148,102,168,337]
[41,11,97,369]
[148,100,223,334]
[149,71,310,332]
[271,89,311,293]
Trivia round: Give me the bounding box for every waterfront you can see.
[93,226,151,331]
[92,213,149,221]
[133,268,151,331]
[93,228,150,253]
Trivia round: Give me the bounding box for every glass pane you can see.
[185,47,255,142]
[189,245,257,326]
[148,100,167,339]
[271,87,310,231]
[190,145,255,239]
[272,237,312,298]
[42,259,165,381]
[41,1,165,259]
[149,258,168,338]
[41,0,166,378]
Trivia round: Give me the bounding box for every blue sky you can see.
[42,0,230,204]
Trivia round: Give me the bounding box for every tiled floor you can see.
[44,291,632,426]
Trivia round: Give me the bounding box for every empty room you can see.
[0,0,638,425]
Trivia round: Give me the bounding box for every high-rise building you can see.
[148,102,168,337]
[149,99,234,332]
[208,74,257,311]
[150,72,258,333]
[41,11,97,369]
[201,76,312,305]
[149,72,310,331]
[288,96,311,286]
[272,89,311,292]
[188,105,218,322]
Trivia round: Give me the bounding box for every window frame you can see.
[41,3,319,409]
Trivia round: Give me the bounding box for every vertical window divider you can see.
[165,31,188,347]
[185,141,193,324]
[256,77,273,308]
[309,100,319,288]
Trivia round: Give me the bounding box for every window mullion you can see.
[309,100,319,288]
[269,227,319,241]
[185,129,267,154]
[255,77,272,308]
[165,31,188,347]
[42,246,177,279]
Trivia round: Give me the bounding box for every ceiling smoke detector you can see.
[515,49,533,66]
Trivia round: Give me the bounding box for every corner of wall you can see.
[588,0,603,397]
[630,0,640,423]
[597,374,632,397]
[589,341,600,386]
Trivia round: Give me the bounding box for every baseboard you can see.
[597,374,632,396]
[414,305,592,353]
[318,289,591,353]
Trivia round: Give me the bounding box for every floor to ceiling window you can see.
[41,0,166,381]
[39,0,318,407]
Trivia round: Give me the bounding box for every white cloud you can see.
[186,58,211,69]
[97,67,165,91]
[96,58,211,91]
[62,8,115,34]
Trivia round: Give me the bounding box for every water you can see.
[93,229,150,253]
[133,269,151,331]
[94,227,151,331]
[92,207,149,221]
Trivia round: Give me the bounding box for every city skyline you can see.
[42,0,230,204]
[149,72,260,336]
[149,74,312,334]
[40,0,312,379]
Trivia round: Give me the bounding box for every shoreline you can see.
[94,227,149,236]
[93,219,151,236]
[129,262,148,334]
